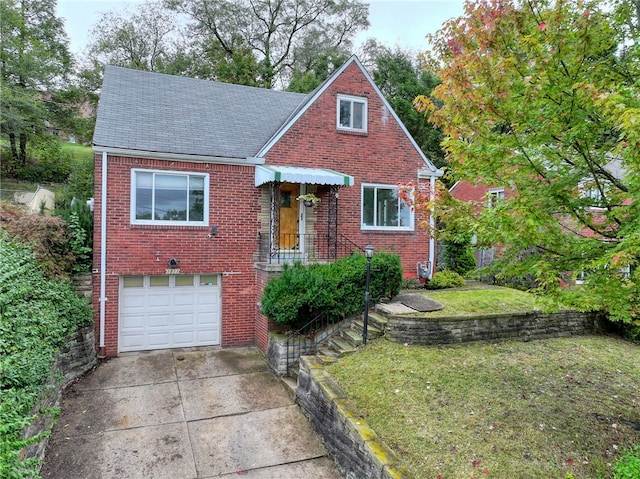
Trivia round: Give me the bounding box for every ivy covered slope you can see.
[0,236,92,478]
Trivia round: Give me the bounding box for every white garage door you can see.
[119,274,221,352]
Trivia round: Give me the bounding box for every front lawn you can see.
[327,336,640,479]
[418,285,549,317]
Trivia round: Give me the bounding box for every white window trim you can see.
[130,168,209,226]
[361,183,414,231]
[336,94,368,133]
[487,188,505,208]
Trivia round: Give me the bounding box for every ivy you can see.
[0,235,92,478]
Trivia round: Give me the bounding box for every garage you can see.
[119,274,221,352]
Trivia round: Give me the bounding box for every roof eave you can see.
[92,146,266,166]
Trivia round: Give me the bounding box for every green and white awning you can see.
[255,165,354,187]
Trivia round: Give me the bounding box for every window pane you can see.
[376,188,398,227]
[175,275,194,286]
[339,99,351,127]
[200,275,217,286]
[123,276,144,288]
[135,172,153,220]
[353,101,363,129]
[399,197,411,227]
[363,187,374,226]
[149,276,170,287]
[189,176,205,221]
[155,175,187,221]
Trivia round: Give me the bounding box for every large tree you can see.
[416,0,639,322]
[369,46,446,171]
[164,0,369,88]
[0,0,72,170]
[85,1,184,74]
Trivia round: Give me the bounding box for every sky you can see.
[56,0,466,57]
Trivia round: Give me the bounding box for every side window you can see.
[337,94,367,132]
[487,189,505,208]
[131,169,208,226]
[361,184,413,231]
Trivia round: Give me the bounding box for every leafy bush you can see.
[56,155,94,204]
[427,270,466,289]
[16,136,73,183]
[613,446,640,479]
[442,239,476,276]
[261,252,402,328]
[54,201,94,273]
[0,201,76,278]
[0,235,93,478]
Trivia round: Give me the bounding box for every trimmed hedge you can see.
[261,252,402,328]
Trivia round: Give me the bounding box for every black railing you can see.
[284,312,345,376]
[258,232,363,264]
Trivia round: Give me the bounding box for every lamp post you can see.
[362,243,374,346]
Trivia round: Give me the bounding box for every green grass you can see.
[327,336,640,479]
[60,142,92,162]
[417,287,549,317]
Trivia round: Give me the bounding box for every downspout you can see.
[98,150,107,357]
[429,175,437,279]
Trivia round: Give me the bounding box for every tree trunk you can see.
[9,132,19,165]
[19,132,27,166]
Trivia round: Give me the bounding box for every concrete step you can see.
[351,320,383,339]
[328,336,357,355]
[289,363,300,380]
[317,346,340,359]
[341,328,363,347]
[367,311,388,330]
[281,376,297,399]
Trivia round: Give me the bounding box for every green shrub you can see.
[442,239,476,276]
[0,235,93,477]
[613,446,640,479]
[261,252,402,328]
[427,270,466,289]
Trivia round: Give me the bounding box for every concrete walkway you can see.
[40,347,343,479]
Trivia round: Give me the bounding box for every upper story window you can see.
[362,184,413,231]
[131,169,209,226]
[337,94,367,132]
[487,188,505,208]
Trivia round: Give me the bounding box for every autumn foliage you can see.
[412,0,640,322]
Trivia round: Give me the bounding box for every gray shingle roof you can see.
[93,66,308,159]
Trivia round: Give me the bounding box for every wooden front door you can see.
[279,183,300,250]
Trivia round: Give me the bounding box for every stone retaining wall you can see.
[385,310,604,346]
[72,272,93,303]
[296,356,412,479]
[21,326,97,463]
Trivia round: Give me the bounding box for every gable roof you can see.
[93,66,307,160]
[256,55,441,175]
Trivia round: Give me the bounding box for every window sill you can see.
[336,128,368,136]
[129,224,209,230]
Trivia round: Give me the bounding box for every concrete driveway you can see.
[40,347,343,479]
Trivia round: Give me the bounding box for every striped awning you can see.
[255,165,354,187]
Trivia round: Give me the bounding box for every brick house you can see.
[92,56,442,357]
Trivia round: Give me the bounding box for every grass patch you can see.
[327,336,640,479]
[60,142,93,162]
[418,287,548,317]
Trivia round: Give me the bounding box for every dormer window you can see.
[337,94,367,132]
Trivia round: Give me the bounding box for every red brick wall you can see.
[94,61,438,357]
[263,62,435,277]
[93,155,259,357]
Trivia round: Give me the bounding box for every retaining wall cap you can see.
[304,356,415,479]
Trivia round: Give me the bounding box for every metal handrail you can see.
[258,232,363,264]
[284,311,344,376]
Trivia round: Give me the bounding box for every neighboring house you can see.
[92,56,442,358]
[448,180,514,267]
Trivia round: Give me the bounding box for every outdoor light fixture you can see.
[362,243,374,346]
